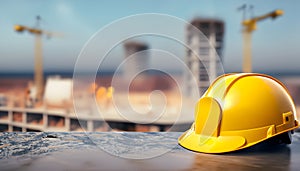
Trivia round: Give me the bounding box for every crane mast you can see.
[241,8,283,72]
[14,16,58,105]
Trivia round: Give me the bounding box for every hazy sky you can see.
[0,0,299,73]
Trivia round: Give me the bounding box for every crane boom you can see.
[253,10,283,22]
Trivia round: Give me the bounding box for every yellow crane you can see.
[14,16,62,104]
[241,7,283,72]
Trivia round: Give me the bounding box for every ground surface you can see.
[0,132,300,171]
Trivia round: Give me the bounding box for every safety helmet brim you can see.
[178,124,245,153]
[178,122,300,153]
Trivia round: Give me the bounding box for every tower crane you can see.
[240,6,283,72]
[14,16,62,105]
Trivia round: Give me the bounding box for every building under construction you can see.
[123,41,149,79]
[185,18,224,96]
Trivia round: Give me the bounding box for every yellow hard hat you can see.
[179,73,299,153]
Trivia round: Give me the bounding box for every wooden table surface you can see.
[0,132,300,171]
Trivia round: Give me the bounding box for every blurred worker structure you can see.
[184,18,225,96]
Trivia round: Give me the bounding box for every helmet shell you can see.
[179,73,299,153]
